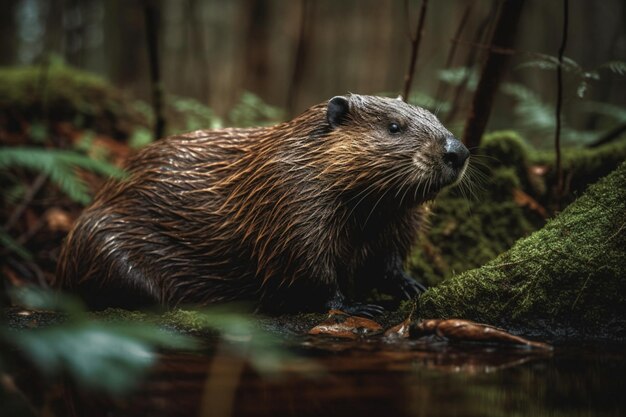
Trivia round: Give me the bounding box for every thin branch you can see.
[143,0,166,139]
[287,0,314,117]
[402,0,429,102]
[3,173,48,231]
[587,122,626,148]
[461,0,525,152]
[445,1,499,124]
[553,0,568,210]
[434,2,474,104]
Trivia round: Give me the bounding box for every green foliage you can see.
[516,54,626,99]
[0,147,125,205]
[228,92,284,127]
[2,287,198,395]
[168,95,223,132]
[504,54,626,146]
[438,66,479,90]
[128,127,154,149]
[501,82,600,145]
[160,308,301,374]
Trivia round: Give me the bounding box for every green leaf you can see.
[129,127,154,149]
[8,322,194,394]
[438,67,479,90]
[0,147,125,205]
[577,80,588,98]
[598,60,626,76]
[516,53,582,74]
[10,286,84,314]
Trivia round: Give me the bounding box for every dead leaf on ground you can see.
[308,310,383,339]
[410,318,552,350]
[513,188,548,218]
[383,317,411,339]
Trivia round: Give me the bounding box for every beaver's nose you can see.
[443,137,470,169]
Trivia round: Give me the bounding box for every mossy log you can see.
[419,161,626,341]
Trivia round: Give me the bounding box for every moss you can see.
[419,161,626,341]
[531,138,626,205]
[409,131,626,288]
[409,143,540,287]
[0,64,147,140]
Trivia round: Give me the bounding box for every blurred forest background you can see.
[1,0,624,139]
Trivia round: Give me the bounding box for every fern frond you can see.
[0,148,125,205]
[438,67,478,90]
[516,53,581,74]
[598,61,626,76]
[501,83,555,133]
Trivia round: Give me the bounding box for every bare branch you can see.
[461,0,525,151]
[402,0,429,102]
[143,0,166,140]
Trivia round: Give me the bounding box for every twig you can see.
[587,122,626,148]
[3,173,48,231]
[143,0,166,139]
[554,0,569,211]
[434,2,474,104]
[461,0,525,152]
[287,0,314,116]
[402,0,429,102]
[445,2,499,124]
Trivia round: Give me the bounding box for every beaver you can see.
[55,94,469,315]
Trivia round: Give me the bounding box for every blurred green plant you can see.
[0,286,311,413]
[228,92,284,127]
[516,54,626,99]
[0,60,149,139]
[1,287,197,395]
[169,95,223,133]
[505,55,626,146]
[0,147,125,206]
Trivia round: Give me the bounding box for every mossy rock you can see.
[0,64,147,140]
[419,161,626,341]
[409,131,626,287]
[409,132,541,286]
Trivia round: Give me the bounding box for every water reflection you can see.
[15,338,625,417]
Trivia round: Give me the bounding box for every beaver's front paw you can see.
[385,274,426,300]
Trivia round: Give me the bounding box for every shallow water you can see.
[42,337,625,417]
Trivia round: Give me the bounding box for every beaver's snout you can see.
[443,137,470,170]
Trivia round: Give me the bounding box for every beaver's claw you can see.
[396,276,426,300]
[339,302,386,318]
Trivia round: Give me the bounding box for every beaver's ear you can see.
[327,96,350,128]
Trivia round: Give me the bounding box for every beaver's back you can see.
[55,127,269,308]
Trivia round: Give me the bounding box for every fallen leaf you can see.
[383,317,411,339]
[410,319,552,350]
[309,310,383,339]
[513,188,548,218]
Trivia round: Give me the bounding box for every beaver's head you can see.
[322,94,469,203]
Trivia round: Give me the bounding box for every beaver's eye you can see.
[388,122,401,134]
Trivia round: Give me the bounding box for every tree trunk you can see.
[461,0,524,151]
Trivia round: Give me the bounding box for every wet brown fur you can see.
[55,94,459,311]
